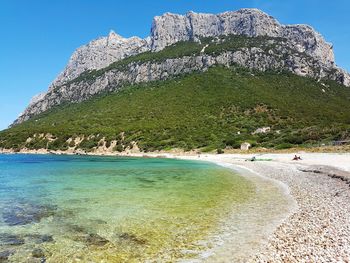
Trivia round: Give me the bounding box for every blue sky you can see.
[0,0,349,130]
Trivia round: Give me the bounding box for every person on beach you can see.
[292,155,302,161]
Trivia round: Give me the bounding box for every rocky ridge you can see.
[14,8,350,125]
[51,31,151,88]
[150,9,335,65]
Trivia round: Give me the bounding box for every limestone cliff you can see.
[50,30,150,88]
[150,9,335,66]
[13,8,350,125]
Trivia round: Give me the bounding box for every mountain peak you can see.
[108,30,122,39]
[235,7,268,14]
[150,8,333,65]
[14,8,350,126]
[46,8,349,88]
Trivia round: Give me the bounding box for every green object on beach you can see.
[247,158,273,161]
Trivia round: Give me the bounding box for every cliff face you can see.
[150,9,335,65]
[50,31,151,88]
[13,8,350,126]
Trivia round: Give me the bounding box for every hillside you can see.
[2,8,350,153]
[13,8,350,125]
[1,66,350,153]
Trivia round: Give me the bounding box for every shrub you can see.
[79,139,98,151]
[217,148,224,154]
[68,140,76,147]
[2,63,350,153]
[284,134,304,145]
[105,140,111,148]
[114,144,124,152]
[201,145,216,152]
[48,137,68,151]
[27,138,49,150]
[274,143,293,150]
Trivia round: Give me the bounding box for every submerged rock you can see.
[67,224,86,234]
[0,250,14,262]
[25,234,54,244]
[32,248,45,258]
[85,234,109,247]
[69,227,109,247]
[137,177,156,184]
[118,232,147,245]
[0,234,25,246]
[2,203,56,226]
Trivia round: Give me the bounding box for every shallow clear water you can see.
[0,154,254,262]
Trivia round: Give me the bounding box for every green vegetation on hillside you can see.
[1,66,350,152]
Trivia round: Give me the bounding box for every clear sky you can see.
[0,0,349,131]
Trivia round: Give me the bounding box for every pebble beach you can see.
[1,150,350,262]
[178,153,350,262]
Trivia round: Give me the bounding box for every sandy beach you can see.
[176,153,350,262]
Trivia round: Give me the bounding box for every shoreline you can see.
[193,160,298,262]
[178,153,350,261]
[1,151,350,261]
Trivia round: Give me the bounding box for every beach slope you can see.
[177,153,350,262]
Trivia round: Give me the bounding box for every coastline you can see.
[191,160,298,262]
[1,150,350,261]
[177,153,350,262]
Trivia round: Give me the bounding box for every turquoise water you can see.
[0,154,254,262]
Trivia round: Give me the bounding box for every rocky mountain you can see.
[50,31,151,88]
[13,8,350,125]
[150,9,335,65]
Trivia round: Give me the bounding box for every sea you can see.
[0,154,261,262]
